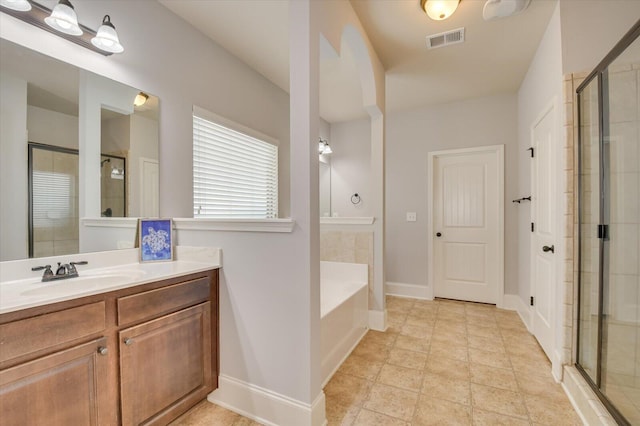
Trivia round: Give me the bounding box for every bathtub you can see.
[320,261,368,386]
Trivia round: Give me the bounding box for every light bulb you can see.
[422,0,460,21]
[0,0,32,12]
[44,0,82,36]
[134,92,149,107]
[91,15,124,54]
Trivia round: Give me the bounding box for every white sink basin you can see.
[20,270,147,297]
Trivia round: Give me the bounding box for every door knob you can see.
[124,338,134,346]
[97,346,108,356]
[542,245,555,253]
[436,232,442,237]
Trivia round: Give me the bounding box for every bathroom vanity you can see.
[0,251,220,426]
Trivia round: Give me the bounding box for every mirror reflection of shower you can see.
[100,154,126,217]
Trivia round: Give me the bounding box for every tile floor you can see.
[171,296,583,425]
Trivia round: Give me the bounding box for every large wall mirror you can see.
[0,38,159,261]
[319,159,331,217]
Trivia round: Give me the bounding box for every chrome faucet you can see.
[32,261,88,282]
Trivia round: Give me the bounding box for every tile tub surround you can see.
[171,296,583,425]
[0,246,221,314]
[320,231,374,306]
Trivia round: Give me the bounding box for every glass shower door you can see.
[29,144,79,257]
[577,24,640,426]
[600,36,640,424]
[577,77,601,384]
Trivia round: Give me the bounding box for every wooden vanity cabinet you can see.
[118,277,213,426]
[0,269,219,426]
[0,337,109,426]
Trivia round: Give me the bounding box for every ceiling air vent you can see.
[426,27,465,49]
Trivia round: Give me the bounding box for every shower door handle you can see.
[542,245,555,253]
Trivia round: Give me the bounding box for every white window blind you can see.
[193,113,278,219]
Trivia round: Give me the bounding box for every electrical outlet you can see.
[406,212,417,222]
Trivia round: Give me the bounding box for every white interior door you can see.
[530,105,557,360]
[140,158,159,217]
[432,146,504,304]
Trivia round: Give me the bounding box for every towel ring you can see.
[351,193,361,205]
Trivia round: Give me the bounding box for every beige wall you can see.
[516,4,563,321]
[27,105,79,149]
[385,93,519,293]
[329,117,372,217]
[320,230,374,305]
[559,0,640,75]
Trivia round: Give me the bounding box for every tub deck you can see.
[320,261,368,386]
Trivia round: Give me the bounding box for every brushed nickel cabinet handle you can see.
[124,338,133,346]
[97,346,108,356]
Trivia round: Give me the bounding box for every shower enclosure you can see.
[100,154,126,218]
[28,144,126,258]
[577,21,640,425]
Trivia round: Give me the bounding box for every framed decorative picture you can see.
[138,218,173,262]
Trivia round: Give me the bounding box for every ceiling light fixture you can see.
[44,0,82,36]
[0,0,31,12]
[91,15,123,53]
[421,0,460,21]
[482,0,531,21]
[134,92,149,107]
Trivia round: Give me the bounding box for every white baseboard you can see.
[208,375,326,426]
[368,309,387,331]
[552,350,563,382]
[501,294,532,331]
[385,282,431,300]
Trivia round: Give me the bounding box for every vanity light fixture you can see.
[91,15,123,53]
[421,0,460,21]
[133,92,149,107]
[318,139,332,155]
[44,0,82,36]
[0,0,31,12]
[0,0,123,56]
[322,142,332,155]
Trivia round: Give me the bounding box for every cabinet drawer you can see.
[0,302,106,365]
[117,277,210,326]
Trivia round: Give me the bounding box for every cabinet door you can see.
[0,337,109,426]
[120,302,212,426]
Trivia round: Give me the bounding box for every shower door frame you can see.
[575,19,640,426]
[28,143,128,258]
[28,142,80,258]
[100,152,128,218]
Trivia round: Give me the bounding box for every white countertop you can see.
[0,246,221,315]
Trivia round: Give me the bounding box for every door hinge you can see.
[531,223,535,232]
[527,147,534,158]
[597,224,609,240]
[530,296,534,306]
